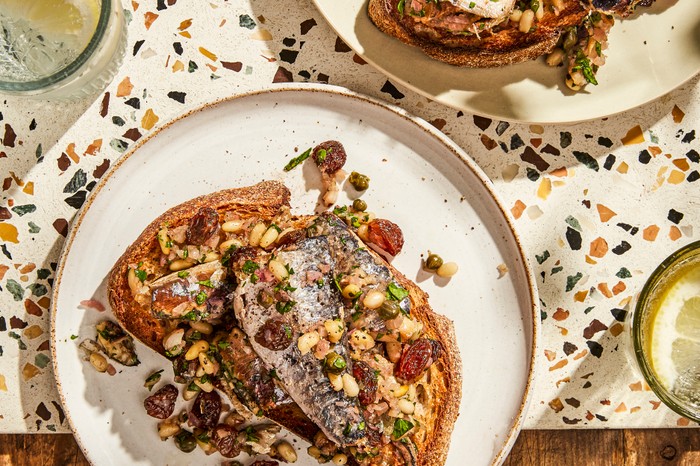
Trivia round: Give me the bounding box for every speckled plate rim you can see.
[312,0,700,124]
[50,83,540,466]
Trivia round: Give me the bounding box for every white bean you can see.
[268,259,289,281]
[519,9,535,33]
[342,373,360,397]
[297,331,320,355]
[362,290,385,310]
[221,219,244,233]
[249,222,267,246]
[324,319,344,343]
[398,398,415,414]
[436,261,459,278]
[185,340,209,361]
[259,226,279,248]
[90,352,108,372]
[276,440,297,463]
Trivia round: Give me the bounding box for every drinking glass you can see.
[632,240,700,422]
[0,0,126,99]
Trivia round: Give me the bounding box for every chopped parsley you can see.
[276,301,296,314]
[573,51,598,85]
[134,266,147,283]
[283,147,312,171]
[283,324,292,339]
[316,148,328,163]
[70,334,78,340]
[182,310,199,321]
[195,291,208,305]
[144,370,163,391]
[197,279,213,288]
[392,418,414,439]
[217,341,230,350]
[316,278,325,288]
[244,426,259,443]
[177,271,189,278]
[397,0,405,16]
[242,260,259,275]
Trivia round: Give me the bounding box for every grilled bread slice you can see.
[368,0,589,67]
[107,180,462,465]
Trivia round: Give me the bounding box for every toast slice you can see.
[368,0,589,67]
[107,180,462,465]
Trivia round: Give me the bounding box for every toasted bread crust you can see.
[368,0,589,67]
[107,180,291,354]
[108,181,461,465]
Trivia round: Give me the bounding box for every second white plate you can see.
[313,0,700,123]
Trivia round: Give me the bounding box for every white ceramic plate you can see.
[51,84,539,466]
[312,0,700,123]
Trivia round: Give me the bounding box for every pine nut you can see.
[342,373,360,397]
[169,259,194,272]
[157,228,171,255]
[342,284,361,299]
[219,238,242,253]
[276,440,297,463]
[436,262,459,278]
[183,386,199,400]
[185,340,209,361]
[297,331,320,355]
[391,384,409,398]
[89,352,108,372]
[221,219,244,233]
[201,252,220,263]
[249,222,267,246]
[546,48,565,67]
[519,9,535,33]
[510,8,523,21]
[190,320,213,335]
[363,290,385,310]
[535,4,545,19]
[268,259,289,281]
[259,227,280,248]
[328,372,343,391]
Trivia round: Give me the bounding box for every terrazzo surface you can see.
[1,0,699,434]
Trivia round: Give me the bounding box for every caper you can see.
[324,351,347,374]
[378,300,401,320]
[352,199,367,212]
[257,290,275,308]
[425,253,443,270]
[349,172,370,191]
[174,430,197,453]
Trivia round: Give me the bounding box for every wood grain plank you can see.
[0,430,699,465]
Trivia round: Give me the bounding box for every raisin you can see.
[211,424,243,458]
[250,461,279,466]
[367,219,404,256]
[352,360,378,406]
[143,384,178,419]
[186,207,219,245]
[188,390,221,429]
[312,140,346,174]
[255,318,293,351]
[394,338,433,383]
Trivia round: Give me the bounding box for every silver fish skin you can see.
[308,213,411,327]
[233,235,367,447]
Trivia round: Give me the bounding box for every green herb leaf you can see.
[275,300,296,314]
[386,282,409,301]
[177,271,189,278]
[283,147,312,171]
[242,260,259,275]
[195,292,208,305]
[197,279,213,288]
[392,418,414,439]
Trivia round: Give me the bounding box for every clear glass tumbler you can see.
[632,240,700,422]
[0,0,126,99]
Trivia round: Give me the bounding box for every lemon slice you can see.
[677,296,700,340]
[1,0,100,49]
